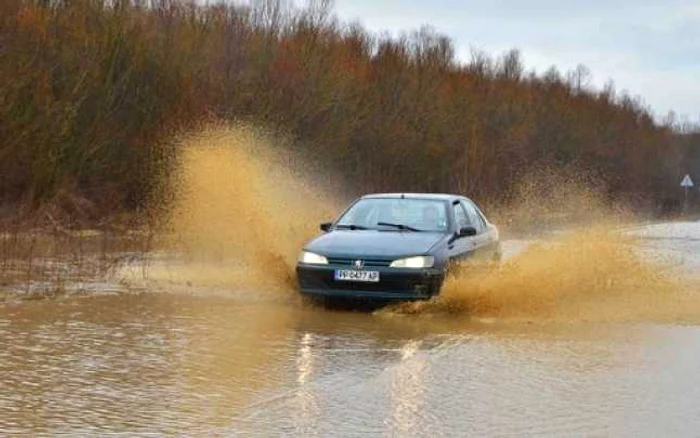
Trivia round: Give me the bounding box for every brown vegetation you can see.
[0,0,697,224]
[0,227,152,301]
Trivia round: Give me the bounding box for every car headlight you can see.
[390,256,434,268]
[298,251,328,265]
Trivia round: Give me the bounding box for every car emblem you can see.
[354,259,365,269]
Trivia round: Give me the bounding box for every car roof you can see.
[361,193,468,202]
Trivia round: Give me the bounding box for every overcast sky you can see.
[333,0,700,121]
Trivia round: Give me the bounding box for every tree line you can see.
[0,0,697,222]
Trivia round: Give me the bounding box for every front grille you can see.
[327,257,392,267]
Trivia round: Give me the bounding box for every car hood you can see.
[304,230,444,259]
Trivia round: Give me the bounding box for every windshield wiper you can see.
[377,222,421,232]
[335,224,369,230]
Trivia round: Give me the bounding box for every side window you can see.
[462,201,485,233]
[473,205,489,228]
[453,203,470,229]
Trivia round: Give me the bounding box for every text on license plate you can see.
[334,270,380,282]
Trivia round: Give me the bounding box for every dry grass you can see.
[0,221,156,301]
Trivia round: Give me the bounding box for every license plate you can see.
[334,270,380,282]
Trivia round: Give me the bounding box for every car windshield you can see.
[336,198,448,232]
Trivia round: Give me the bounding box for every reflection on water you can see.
[388,340,428,436]
[4,293,700,436]
[292,332,319,435]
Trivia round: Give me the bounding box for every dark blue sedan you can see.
[296,193,500,301]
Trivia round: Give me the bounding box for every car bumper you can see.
[296,264,444,301]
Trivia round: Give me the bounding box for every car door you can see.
[461,200,496,259]
[448,200,477,262]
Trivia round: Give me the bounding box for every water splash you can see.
[141,124,342,296]
[488,166,632,236]
[385,227,699,324]
[129,124,698,324]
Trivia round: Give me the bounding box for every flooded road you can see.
[2,222,700,436]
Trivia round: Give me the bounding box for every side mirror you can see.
[458,226,477,237]
[320,222,332,232]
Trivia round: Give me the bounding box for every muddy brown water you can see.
[2,224,700,436]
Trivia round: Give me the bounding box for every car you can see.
[296,193,500,301]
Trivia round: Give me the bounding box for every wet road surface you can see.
[2,222,700,436]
